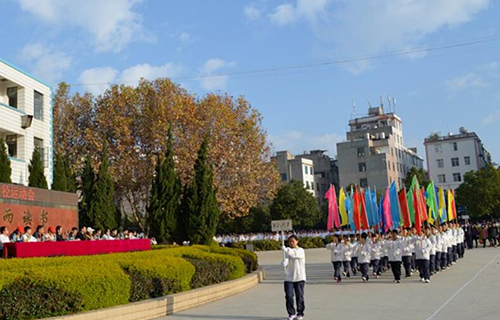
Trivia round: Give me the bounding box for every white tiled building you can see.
[273,151,317,197]
[424,127,491,190]
[0,58,53,187]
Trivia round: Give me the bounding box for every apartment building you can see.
[0,58,53,186]
[273,151,317,197]
[424,127,491,190]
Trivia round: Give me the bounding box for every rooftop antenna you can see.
[367,98,372,108]
[387,93,392,112]
[393,98,397,114]
[380,95,384,108]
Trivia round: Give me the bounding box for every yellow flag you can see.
[339,188,348,226]
[447,190,454,221]
[438,187,445,221]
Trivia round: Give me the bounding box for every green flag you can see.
[426,181,438,224]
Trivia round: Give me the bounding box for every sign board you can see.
[461,215,470,220]
[271,219,293,232]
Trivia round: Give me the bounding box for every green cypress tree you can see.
[79,155,95,227]
[28,147,48,189]
[147,127,182,244]
[180,137,220,245]
[51,151,67,191]
[64,155,77,193]
[0,138,12,184]
[89,142,117,231]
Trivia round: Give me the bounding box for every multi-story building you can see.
[295,150,339,204]
[0,58,53,187]
[337,106,424,190]
[424,127,491,190]
[273,151,317,198]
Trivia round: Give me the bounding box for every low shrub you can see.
[193,245,258,273]
[251,240,282,251]
[185,258,232,289]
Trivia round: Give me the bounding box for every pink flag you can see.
[383,188,393,232]
[325,184,340,230]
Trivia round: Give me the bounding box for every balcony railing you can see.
[0,101,26,115]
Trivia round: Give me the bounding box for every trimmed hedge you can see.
[0,245,256,320]
[228,237,328,251]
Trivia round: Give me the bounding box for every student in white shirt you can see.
[282,235,306,320]
[370,234,382,278]
[0,226,11,256]
[341,235,352,278]
[357,233,371,282]
[21,226,38,243]
[350,235,358,276]
[326,234,343,282]
[388,229,403,283]
[402,228,414,277]
[415,228,433,283]
[429,226,438,275]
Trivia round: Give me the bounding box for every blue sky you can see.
[1,0,499,163]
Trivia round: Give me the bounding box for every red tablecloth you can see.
[3,239,151,258]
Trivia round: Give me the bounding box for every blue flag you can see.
[389,182,401,227]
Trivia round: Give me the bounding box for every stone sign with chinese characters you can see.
[0,183,78,232]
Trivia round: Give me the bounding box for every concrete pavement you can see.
[158,247,500,320]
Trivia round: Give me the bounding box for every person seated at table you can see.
[121,230,130,239]
[94,229,102,240]
[129,230,137,240]
[33,225,45,241]
[86,227,95,240]
[55,226,65,241]
[0,226,11,257]
[21,226,38,242]
[10,227,23,242]
[68,227,78,241]
[76,226,87,241]
[103,229,114,240]
[111,229,119,239]
[43,226,57,242]
[150,237,157,245]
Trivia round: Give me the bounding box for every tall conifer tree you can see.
[181,137,220,245]
[51,151,67,191]
[0,138,12,184]
[79,155,95,227]
[147,127,182,243]
[28,147,48,189]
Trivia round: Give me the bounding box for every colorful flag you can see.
[389,182,401,227]
[339,188,348,227]
[365,188,374,227]
[438,187,447,223]
[378,195,385,233]
[447,190,457,221]
[371,188,379,226]
[399,188,411,228]
[407,189,415,224]
[325,184,341,230]
[413,190,422,234]
[360,189,370,229]
[346,188,355,230]
[383,188,393,232]
[353,187,362,231]
[426,182,438,225]
[419,187,428,222]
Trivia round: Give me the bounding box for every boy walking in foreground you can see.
[283,235,306,320]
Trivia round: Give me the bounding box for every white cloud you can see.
[483,109,500,124]
[267,0,490,73]
[78,67,119,95]
[198,58,236,91]
[244,3,262,20]
[19,42,71,83]
[77,62,183,95]
[445,72,489,91]
[15,0,151,53]
[269,130,344,155]
[178,32,194,43]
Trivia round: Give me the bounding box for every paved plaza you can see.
[160,247,500,320]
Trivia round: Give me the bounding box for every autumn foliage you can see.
[53,79,280,228]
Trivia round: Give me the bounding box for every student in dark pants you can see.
[326,234,343,283]
[282,235,306,320]
[357,233,371,282]
[402,228,413,277]
[388,230,403,283]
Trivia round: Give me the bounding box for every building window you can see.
[387,161,391,171]
[391,148,394,156]
[305,181,310,189]
[453,173,462,182]
[464,156,470,165]
[436,159,444,168]
[321,184,327,192]
[435,145,442,153]
[358,163,366,172]
[280,173,287,181]
[438,174,446,183]
[316,183,320,191]
[453,142,458,151]
[34,91,43,120]
[6,135,17,158]
[310,167,314,175]
[357,147,365,157]
[7,87,18,108]
[304,166,308,175]
[311,182,315,190]
[451,157,459,167]
[34,138,44,165]
[360,178,368,187]
[393,163,396,171]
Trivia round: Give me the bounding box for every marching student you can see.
[381,233,390,273]
[457,223,465,258]
[282,235,306,320]
[341,235,352,278]
[350,234,358,276]
[445,224,454,267]
[415,228,433,283]
[402,228,414,277]
[429,226,438,275]
[370,234,382,278]
[439,225,449,270]
[411,227,418,272]
[451,223,458,263]
[357,233,371,282]
[388,229,403,283]
[326,234,343,282]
